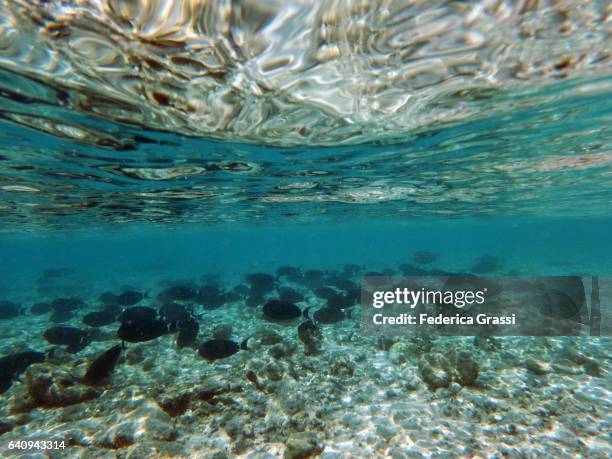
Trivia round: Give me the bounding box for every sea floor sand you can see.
[1,286,610,458]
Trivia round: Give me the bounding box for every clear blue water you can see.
[2,217,612,292]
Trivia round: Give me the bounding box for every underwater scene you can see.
[0,1,611,458]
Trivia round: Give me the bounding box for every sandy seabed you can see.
[1,290,610,459]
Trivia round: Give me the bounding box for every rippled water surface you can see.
[1,0,611,145]
[0,1,611,228]
[1,74,611,228]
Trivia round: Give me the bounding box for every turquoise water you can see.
[0,1,611,457]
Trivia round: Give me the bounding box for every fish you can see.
[157,285,198,302]
[246,370,259,385]
[297,320,323,354]
[118,306,157,324]
[245,273,275,286]
[311,307,350,324]
[246,294,264,307]
[541,276,587,322]
[303,269,325,287]
[51,297,85,312]
[412,250,440,265]
[472,255,502,273]
[314,287,338,301]
[326,277,358,292]
[43,326,90,353]
[262,299,301,321]
[323,291,347,309]
[245,273,276,296]
[324,288,360,309]
[0,301,22,320]
[198,338,249,362]
[50,310,73,323]
[0,350,45,394]
[99,291,118,304]
[30,302,52,315]
[101,304,123,317]
[224,291,241,303]
[298,320,319,341]
[41,268,76,278]
[117,318,167,343]
[82,310,117,327]
[278,287,305,303]
[343,264,361,275]
[232,284,250,296]
[276,266,303,282]
[159,302,191,326]
[83,344,123,386]
[116,290,146,306]
[195,285,226,309]
[276,266,301,277]
[398,264,430,275]
[176,318,199,348]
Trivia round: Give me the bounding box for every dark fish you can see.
[312,307,349,324]
[51,297,85,312]
[43,326,90,353]
[232,284,250,296]
[42,268,75,278]
[224,291,241,302]
[297,320,323,354]
[278,287,304,303]
[0,301,21,320]
[30,302,52,315]
[326,277,358,292]
[343,264,361,275]
[276,266,301,277]
[325,292,348,309]
[297,319,319,341]
[0,350,45,394]
[118,306,157,324]
[412,250,440,265]
[245,273,275,296]
[49,310,73,323]
[159,303,191,326]
[198,339,241,362]
[157,285,198,302]
[83,344,123,386]
[201,273,220,283]
[196,285,226,309]
[117,319,167,343]
[276,266,303,282]
[246,295,264,307]
[472,255,502,274]
[245,273,275,286]
[176,319,199,348]
[101,304,123,317]
[99,291,118,304]
[541,276,587,321]
[304,269,324,281]
[303,269,325,287]
[262,299,301,321]
[117,290,145,306]
[246,370,259,385]
[398,264,429,275]
[83,310,117,327]
[343,287,360,306]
